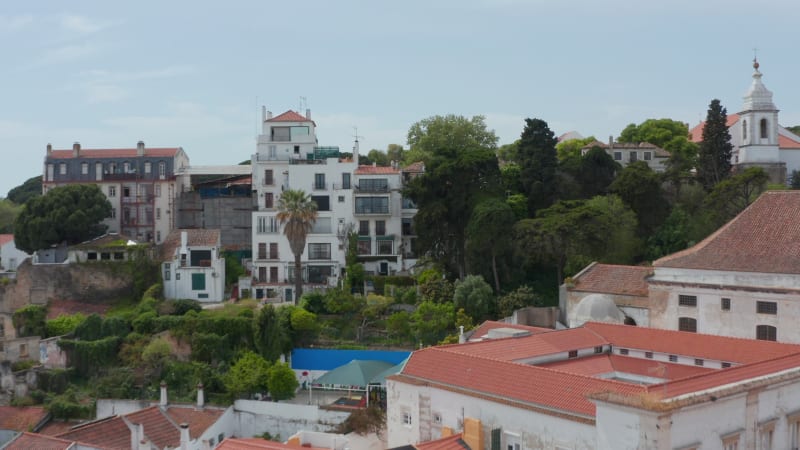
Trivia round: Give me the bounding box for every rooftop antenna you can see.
[299,96,307,112]
[352,126,364,165]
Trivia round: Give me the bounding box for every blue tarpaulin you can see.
[291,349,411,371]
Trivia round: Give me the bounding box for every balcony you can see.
[311,182,328,191]
[122,195,154,204]
[355,184,389,193]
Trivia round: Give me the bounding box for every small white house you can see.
[161,229,225,302]
[0,234,30,271]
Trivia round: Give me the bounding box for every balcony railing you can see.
[355,184,389,193]
[121,195,154,203]
[311,182,328,191]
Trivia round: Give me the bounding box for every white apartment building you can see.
[250,107,418,303]
[42,142,190,244]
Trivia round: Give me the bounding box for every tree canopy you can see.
[405,114,499,165]
[7,175,42,205]
[517,118,559,216]
[618,119,689,148]
[697,99,733,190]
[14,184,112,253]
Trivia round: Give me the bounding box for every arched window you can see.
[760,118,768,139]
[678,317,697,333]
[742,120,747,140]
[756,325,777,341]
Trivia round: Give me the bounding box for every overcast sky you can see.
[2,0,799,197]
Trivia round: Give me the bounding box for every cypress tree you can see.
[697,99,733,190]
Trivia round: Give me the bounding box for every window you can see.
[402,218,414,236]
[109,186,116,197]
[629,151,638,162]
[377,240,393,255]
[433,412,442,425]
[192,273,206,291]
[756,420,776,450]
[357,239,371,255]
[270,267,278,283]
[123,162,130,173]
[155,184,161,197]
[258,267,267,282]
[308,265,333,284]
[721,431,740,450]
[375,220,386,236]
[314,173,326,190]
[645,351,653,359]
[156,231,161,242]
[619,348,629,355]
[679,317,697,332]
[694,358,704,366]
[669,354,678,362]
[264,169,274,185]
[308,243,331,260]
[342,173,351,189]
[88,252,98,261]
[311,195,330,211]
[114,252,124,260]
[594,346,603,354]
[613,151,622,161]
[265,192,274,209]
[756,325,777,341]
[258,243,267,260]
[164,264,170,281]
[257,216,278,233]
[678,295,697,307]
[721,362,731,368]
[402,411,412,426]
[269,243,278,259]
[355,197,389,214]
[789,415,800,450]
[158,161,166,177]
[760,118,768,139]
[338,195,345,203]
[271,126,290,142]
[59,163,67,175]
[111,208,116,219]
[145,162,152,173]
[568,350,578,358]
[757,301,777,315]
[156,208,161,220]
[218,433,225,445]
[643,151,652,161]
[81,162,88,175]
[721,298,731,311]
[359,178,389,192]
[359,220,370,236]
[268,145,277,158]
[95,162,102,180]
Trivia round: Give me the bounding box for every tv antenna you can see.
[353,126,364,143]
[299,96,307,112]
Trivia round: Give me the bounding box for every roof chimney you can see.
[180,423,190,450]
[267,110,273,120]
[306,108,311,120]
[160,381,168,408]
[608,135,614,147]
[138,439,150,450]
[46,143,52,155]
[458,325,466,344]
[137,141,145,156]
[180,231,188,257]
[196,383,205,409]
[73,142,81,158]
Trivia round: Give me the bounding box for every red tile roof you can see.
[267,110,311,123]
[217,438,306,450]
[0,406,50,431]
[4,432,75,450]
[126,406,180,449]
[415,433,470,450]
[689,114,740,142]
[403,161,425,172]
[0,234,14,246]
[654,191,800,274]
[779,133,800,149]
[469,321,552,341]
[355,165,400,175]
[48,147,181,159]
[57,415,132,449]
[571,263,652,297]
[165,407,224,440]
[161,229,221,261]
[396,322,800,417]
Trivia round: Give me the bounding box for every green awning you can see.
[357,236,371,241]
[376,234,395,241]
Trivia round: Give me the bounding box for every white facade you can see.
[0,236,29,271]
[162,230,225,302]
[250,107,418,303]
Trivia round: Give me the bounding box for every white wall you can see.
[0,240,29,271]
[233,399,350,439]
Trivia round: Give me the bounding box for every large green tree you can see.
[7,175,42,205]
[610,161,670,236]
[405,115,501,278]
[578,147,620,198]
[662,136,699,198]
[224,351,271,399]
[276,189,317,301]
[697,99,733,190]
[517,118,559,216]
[618,119,689,148]
[0,199,21,233]
[705,167,768,226]
[452,275,495,322]
[267,362,299,401]
[253,305,288,362]
[14,184,112,253]
[465,198,516,292]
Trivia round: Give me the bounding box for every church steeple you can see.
[742,58,777,112]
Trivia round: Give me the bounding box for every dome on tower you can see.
[743,59,777,111]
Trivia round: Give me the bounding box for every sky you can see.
[2,0,800,197]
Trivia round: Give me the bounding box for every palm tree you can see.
[276,189,317,303]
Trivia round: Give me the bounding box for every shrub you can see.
[13,304,47,337]
[46,313,86,337]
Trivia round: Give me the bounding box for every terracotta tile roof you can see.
[779,133,800,149]
[399,346,646,417]
[584,322,800,364]
[355,165,400,175]
[654,191,800,274]
[402,161,425,172]
[48,147,181,159]
[0,406,50,431]
[415,433,470,450]
[540,354,714,380]
[266,110,311,123]
[396,322,800,418]
[165,407,224,440]
[57,415,132,449]
[469,321,553,341]
[689,114,740,142]
[125,406,180,449]
[580,140,608,149]
[571,263,652,297]
[0,234,14,246]
[4,432,75,450]
[37,420,79,436]
[438,327,607,362]
[161,228,221,261]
